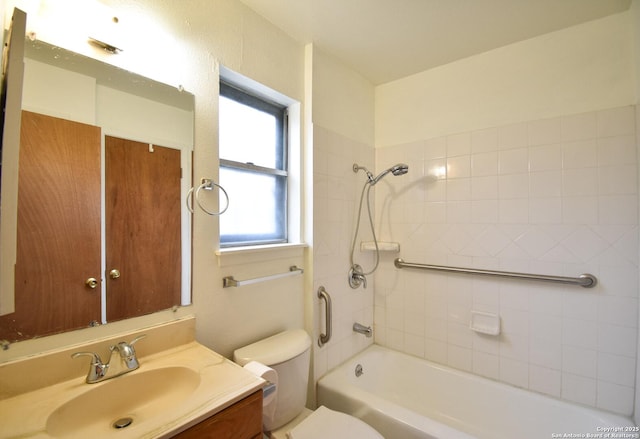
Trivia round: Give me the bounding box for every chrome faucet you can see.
[72,334,146,384]
[353,322,373,338]
[349,264,367,289]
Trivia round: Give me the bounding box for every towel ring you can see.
[187,178,229,215]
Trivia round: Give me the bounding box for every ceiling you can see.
[239,0,632,85]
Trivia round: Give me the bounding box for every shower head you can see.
[371,163,409,185]
[353,163,409,185]
[391,163,409,176]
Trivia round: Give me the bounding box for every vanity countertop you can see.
[0,341,264,438]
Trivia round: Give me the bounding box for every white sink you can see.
[0,342,263,438]
[46,366,200,437]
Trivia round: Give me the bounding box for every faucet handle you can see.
[110,334,146,370]
[129,334,146,346]
[71,351,108,383]
[349,265,367,289]
[109,334,146,357]
[71,351,103,364]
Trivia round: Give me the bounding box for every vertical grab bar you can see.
[317,286,332,347]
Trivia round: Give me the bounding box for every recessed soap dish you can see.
[470,311,500,336]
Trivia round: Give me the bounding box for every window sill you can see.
[215,242,307,267]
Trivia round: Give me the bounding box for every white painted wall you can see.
[21,59,194,148]
[376,11,636,148]
[96,87,194,148]
[0,0,307,363]
[373,11,639,416]
[311,47,375,146]
[22,59,97,124]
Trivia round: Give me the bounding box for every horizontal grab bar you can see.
[394,258,597,288]
[222,266,303,288]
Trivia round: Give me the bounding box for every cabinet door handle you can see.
[109,269,121,279]
[85,278,98,289]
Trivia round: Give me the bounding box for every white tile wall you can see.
[373,106,639,416]
[312,125,375,384]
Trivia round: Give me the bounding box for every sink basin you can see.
[0,340,264,438]
[46,366,200,438]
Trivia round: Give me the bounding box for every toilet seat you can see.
[285,406,383,439]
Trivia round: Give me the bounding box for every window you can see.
[218,81,288,247]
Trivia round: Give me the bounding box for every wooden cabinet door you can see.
[0,111,102,340]
[105,136,181,322]
[172,390,263,439]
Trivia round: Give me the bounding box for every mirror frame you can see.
[0,8,195,344]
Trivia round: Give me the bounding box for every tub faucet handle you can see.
[349,264,367,289]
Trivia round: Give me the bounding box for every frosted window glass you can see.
[219,96,278,168]
[218,81,287,247]
[219,168,285,245]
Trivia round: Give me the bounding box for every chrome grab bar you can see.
[317,286,332,347]
[394,258,597,288]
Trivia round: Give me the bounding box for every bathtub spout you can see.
[353,323,373,338]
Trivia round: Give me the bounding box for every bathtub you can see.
[317,345,636,439]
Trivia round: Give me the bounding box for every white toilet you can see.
[233,329,383,439]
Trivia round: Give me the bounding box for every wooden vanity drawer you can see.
[173,389,263,439]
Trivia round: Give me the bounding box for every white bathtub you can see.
[317,345,636,439]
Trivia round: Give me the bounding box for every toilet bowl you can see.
[271,405,383,439]
[233,329,382,439]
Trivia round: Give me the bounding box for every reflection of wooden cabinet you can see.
[105,136,181,322]
[0,111,102,340]
[0,112,182,340]
[173,390,263,439]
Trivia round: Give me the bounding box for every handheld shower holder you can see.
[349,162,408,288]
[353,163,374,183]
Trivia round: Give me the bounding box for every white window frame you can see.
[217,67,302,251]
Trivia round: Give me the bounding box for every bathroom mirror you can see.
[0,32,194,342]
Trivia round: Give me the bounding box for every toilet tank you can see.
[233,329,311,431]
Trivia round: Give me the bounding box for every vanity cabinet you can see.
[173,389,263,439]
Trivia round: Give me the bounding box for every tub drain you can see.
[113,417,133,429]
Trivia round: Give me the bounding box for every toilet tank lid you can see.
[233,329,311,366]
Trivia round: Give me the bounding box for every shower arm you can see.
[352,163,375,183]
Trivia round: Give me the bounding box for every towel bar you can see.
[222,266,303,288]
